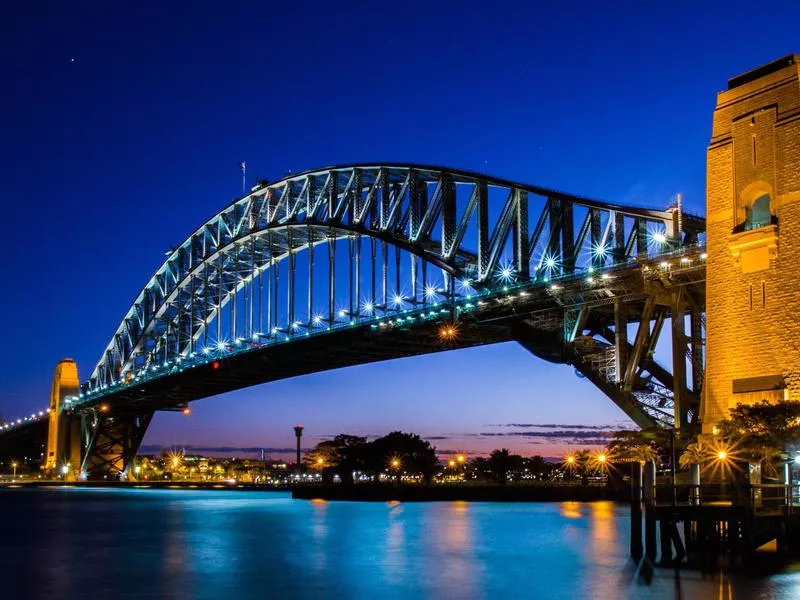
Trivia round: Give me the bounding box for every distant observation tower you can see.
[293,425,303,473]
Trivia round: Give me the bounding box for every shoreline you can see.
[0,480,292,492]
[0,480,627,502]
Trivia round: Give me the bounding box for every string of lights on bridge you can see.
[63,239,706,409]
[1,408,51,432]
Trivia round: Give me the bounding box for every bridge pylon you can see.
[44,358,82,480]
[702,54,800,431]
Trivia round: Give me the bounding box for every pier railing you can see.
[632,463,800,565]
[655,483,800,515]
[749,483,800,515]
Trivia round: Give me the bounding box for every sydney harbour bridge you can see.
[0,163,707,479]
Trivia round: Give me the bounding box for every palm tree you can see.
[489,448,511,484]
[678,441,708,470]
[489,448,523,484]
[608,429,661,464]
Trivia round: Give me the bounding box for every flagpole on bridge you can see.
[240,161,246,195]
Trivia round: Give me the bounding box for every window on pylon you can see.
[744,193,772,231]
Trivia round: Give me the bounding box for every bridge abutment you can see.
[702,55,800,432]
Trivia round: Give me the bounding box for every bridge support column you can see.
[643,461,657,563]
[630,462,643,562]
[670,289,690,430]
[613,298,627,384]
[689,307,704,394]
[44,359,82,480]
[82,410,154,480]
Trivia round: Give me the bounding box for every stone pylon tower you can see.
[702,55,800,432]
[44,358,82,478]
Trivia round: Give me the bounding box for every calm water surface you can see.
[1,488,798,599]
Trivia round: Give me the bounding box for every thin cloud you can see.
[467,430,614,439]
[490,423,619,430]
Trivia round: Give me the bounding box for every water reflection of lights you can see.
[560,501,582,520]
[430,502,476,595]
[310,497,329,575]
[588,501,616,567]
[444,502,471,548]
[383,498,407,585]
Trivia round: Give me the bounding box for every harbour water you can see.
[1,488,797,599]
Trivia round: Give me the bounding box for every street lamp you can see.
[563,455,577,479]
[708,442,735,483]
[11,461,17,482]
[593,452,609,478]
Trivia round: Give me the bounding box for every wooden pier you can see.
[630,463,800,568]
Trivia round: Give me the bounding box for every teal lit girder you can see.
[86,164,702,391]
[34,162,707,474]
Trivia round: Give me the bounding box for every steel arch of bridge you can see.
[81,164,704,426]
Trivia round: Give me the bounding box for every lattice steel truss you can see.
[86,164,703,394]
[81,412,153,479]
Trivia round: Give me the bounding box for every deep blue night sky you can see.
[1,1,798,458]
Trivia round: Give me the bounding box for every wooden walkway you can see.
[631,469,800,568]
